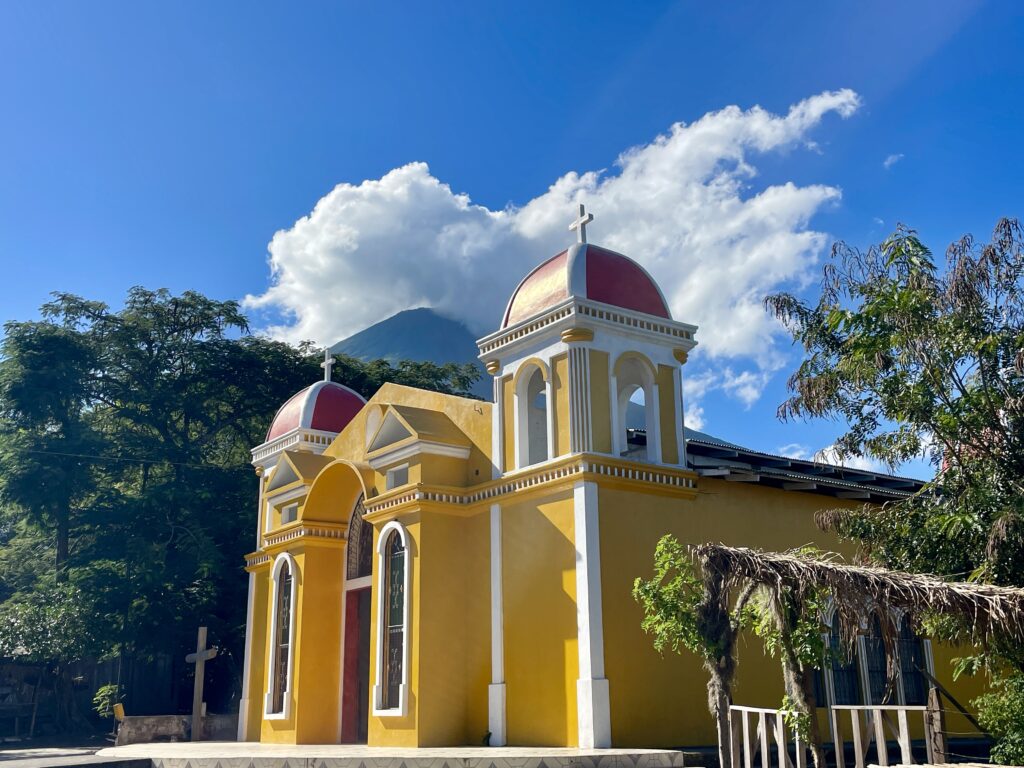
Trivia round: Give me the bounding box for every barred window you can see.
[898,616,928,705]
[382,530,405,710]
[829,613,863,705]
[271,560,293,714]
[346,495,372,581]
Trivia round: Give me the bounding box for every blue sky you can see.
[2,1,1022,477]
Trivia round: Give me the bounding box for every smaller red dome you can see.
[266,381,366,441]
[501,243,671,328]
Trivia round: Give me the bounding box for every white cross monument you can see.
[569,203,594,244]
[185,626,218,742]
[321,347,336,381]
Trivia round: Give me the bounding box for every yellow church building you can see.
[236,209,976,749]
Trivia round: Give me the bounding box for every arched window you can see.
[515,362,550,468]
[346,495,372,581]
[613,354,660,462]
[265,554,297,718]
[373,522,409,716]
[828,613,862,705]
[864,613,889,704]
[898,615,928,705]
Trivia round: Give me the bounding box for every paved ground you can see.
[98,743,688,768]
[0,746,147,768]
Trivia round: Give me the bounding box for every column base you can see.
[488,683,507,746]
[577,677,611,748]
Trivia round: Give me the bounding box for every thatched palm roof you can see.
[693,543,1024,650]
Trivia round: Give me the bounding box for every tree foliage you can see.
[766,218,1024,761]
[0,287,479,726]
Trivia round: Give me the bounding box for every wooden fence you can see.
[728,692,950,768]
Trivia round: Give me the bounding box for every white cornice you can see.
[366,439,471,470]
[477,297,698,361]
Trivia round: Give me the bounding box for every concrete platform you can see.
[95,742,687,768]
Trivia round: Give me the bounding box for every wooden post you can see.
[743,709,753,768]
[926,688,947,764]
[896,709,911,765]
[730,708,742,768]
[873,708,889,767]
[185,627,218,742]
[850,710,864,768]
[759,711,770,768]
[831,708,845,768]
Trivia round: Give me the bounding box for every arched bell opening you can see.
[612,353,661,462]
[514,359,552,468]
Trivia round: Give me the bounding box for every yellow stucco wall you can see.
[416,510,491,746]
[502,376,514,472]
[590,350,612,454]
[656,364,678,465]
[597,479,988,747]
[552,354,570,457]
[599,481,856,747]
[502,491,579,746]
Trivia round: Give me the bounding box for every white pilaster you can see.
[237,570,256,741]
[573,479,611,748]
[488,503,507,746]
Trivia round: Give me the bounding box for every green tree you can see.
[0,287,480,728]
[766,217,1024,759]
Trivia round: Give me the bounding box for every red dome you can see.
[266,381,366,441]
[501,243,671,328]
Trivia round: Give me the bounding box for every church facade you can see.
[237,214,979,748]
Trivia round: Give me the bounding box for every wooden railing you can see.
[830,703,943,768]
[728,705,807,768]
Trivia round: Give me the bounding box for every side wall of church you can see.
[598,479,989,747]
[415,510,491,746]
[502,490,580,746]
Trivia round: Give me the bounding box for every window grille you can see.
[346,495,372,580]
[382,530,405,710]
[271,562,292,713]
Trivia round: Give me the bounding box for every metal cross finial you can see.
[321,347,336,382]
[568,203,594,244]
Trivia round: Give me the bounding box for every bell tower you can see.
[477,205,698,477]
[476,207,698,749]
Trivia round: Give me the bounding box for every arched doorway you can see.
[341,495,372,743]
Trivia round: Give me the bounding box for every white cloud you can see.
[246,89,861,407]
[813,444,884,473]
[777,443,812,461]
[883,153,904,170]
[685,403,706,432]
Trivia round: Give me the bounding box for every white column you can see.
[573,480,611,748]
[488,503,507,746]
[237,570,256,741]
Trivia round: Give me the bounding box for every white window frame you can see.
[264,552,298,720]
[385,463,410,490]
[372,521,410,717]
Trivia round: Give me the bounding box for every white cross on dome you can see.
[321,347,336,381]
[568,203,594,244]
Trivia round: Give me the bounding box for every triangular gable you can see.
[367,409,415,454]
[266,450,333,492]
